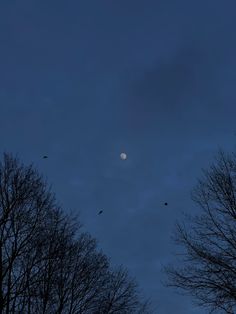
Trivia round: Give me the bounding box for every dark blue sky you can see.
[1,1,236,313]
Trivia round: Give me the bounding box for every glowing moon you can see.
[120,152,127,160]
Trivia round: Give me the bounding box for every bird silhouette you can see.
[98,210,103,215]
[164,202,168,206]
[43,156,48,159]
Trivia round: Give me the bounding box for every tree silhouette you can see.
[164,149,236,314]
[96,265,152,314]
[0,153,152,313]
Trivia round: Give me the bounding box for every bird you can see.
[164,202,168,206]
[43,156,48,159]
[98,210,103,215]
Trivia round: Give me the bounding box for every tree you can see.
[164,149,236,314]
[96,265,152,314]
[0,152,57,313]
[0,153,152,313]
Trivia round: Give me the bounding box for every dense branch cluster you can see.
[0,153,151,314]
[165,150,236,314]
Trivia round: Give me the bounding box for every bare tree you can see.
[0,153,152,313]
[164,149,236,313]
[50,232,109,314]
[0,153,57,313]
[95,265,152,314]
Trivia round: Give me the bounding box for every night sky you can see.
[1,1,236,313]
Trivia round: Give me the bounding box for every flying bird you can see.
[43,156,48,159]
[98,210,103,215]
[164,202,168,206]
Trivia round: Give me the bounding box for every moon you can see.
[120,152,127,160]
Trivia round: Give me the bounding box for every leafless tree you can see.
[96,265,152,314]
[0,152,58,313]
[164,149,236,313]
[0,153,152,313]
